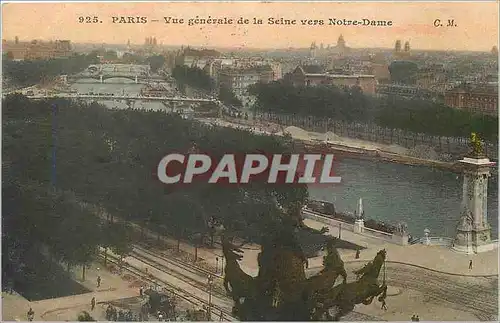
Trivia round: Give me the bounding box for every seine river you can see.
[71,77,499,239]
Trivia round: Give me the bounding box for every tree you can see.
[109,222,134,265]
[171,65,214,91]
[3,95,312,270]
[388,60,419,85]
[77,311,96,321]
[147,55,166,73]
[218,85,242,107]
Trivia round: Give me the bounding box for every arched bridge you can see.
[25,93,218,103]
[67,73,164,84]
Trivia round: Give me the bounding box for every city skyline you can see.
[2,2,499,51]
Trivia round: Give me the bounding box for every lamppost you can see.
[207,274,214,320]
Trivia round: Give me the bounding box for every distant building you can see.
[179,47,221,67]
[218,65,274,96]
[393,40,411,59]
[3,38,72,60]
[369,63,391,83]
[329,35,350,56]
[416,64,447,90]
[289,65,376,94]
[444,83,498,116]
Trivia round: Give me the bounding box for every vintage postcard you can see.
[1,0,499,322]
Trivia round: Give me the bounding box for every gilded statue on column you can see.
[469,132,485,158]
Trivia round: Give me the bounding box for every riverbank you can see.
[210,117,465,173]
[304,141,462,173]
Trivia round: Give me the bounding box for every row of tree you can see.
[3,94,308,283]
[376,96,498,141]
[248,80,376,123]
[248,80,498,142]
[3,53,100,86]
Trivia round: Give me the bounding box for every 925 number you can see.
[78,16,100,23]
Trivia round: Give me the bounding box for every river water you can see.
[70,76,499,239]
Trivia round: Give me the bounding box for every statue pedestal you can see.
[354,219,364,234]
[453,225,494,254]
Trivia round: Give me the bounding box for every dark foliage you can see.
[146,55,166,73]
[219,84,242,107]
[248,80,375,123]
[388,61,419,85]
[3,53,99,86]
[250,81,498,142]
[2,95,308,281]
[171,65,214,91]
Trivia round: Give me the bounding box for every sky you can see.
[2,1,499,51]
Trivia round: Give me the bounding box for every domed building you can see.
[329,35,351,55]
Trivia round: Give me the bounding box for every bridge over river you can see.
[25,93,216,103]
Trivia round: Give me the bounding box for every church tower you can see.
[394,40,402,53]
[337,34,346,49]
[452,134,496,253]
[310,41,317,59]
[404,41,410,52]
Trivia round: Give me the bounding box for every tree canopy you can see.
[3,53,99,86]
[219,84,243,107]
[249,80,498,142]
[249,80,377,123]
[146,55,166,73]
[388,61,419,85]
[172,65,214,92]
[2,94,309,281]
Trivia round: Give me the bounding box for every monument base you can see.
[452,226,493,254]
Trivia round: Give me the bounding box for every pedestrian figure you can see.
[381,299,387,310]
[411,314,415,321]
[106,305,113,320]
[112,307,118,321]
[469,259,473,270]
[416,315,420,321]
[139,286,143,296]
[219,310,224,321]
[91,297,96,311]
[97,275,101,287]
[27,307,34,321]
[355,249,360,259]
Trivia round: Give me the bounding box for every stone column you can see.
[452,156,495,253]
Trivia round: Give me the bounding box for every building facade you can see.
[444,84,498,116]
[289,66,376,94]
[218,65,274,95]
[3,38,72,60]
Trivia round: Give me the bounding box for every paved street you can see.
[3,202,498,322]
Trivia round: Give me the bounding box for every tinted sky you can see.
[2,1,498,51]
